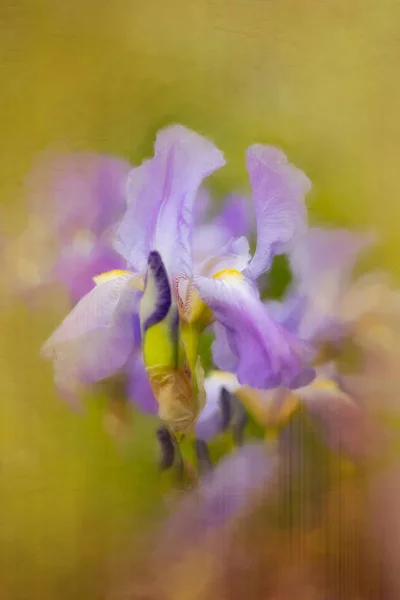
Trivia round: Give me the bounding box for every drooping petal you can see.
[41,273,141,398]
[195,272,315,389]
[114,125,225,277]
[244,145,311,280]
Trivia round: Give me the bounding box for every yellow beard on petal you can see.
[212,268,243,281]
[93,270,144,290]
[183,268,243,327]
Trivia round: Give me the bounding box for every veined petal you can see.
[41,273,140,397]
[244,145,311,280]
[195,272,315,389]
[114,125,225,278]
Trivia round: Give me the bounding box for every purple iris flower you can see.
[3,150,131,305]
[233,227,384,459]
[42,124,314,423]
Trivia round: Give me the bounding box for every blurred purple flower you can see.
[42,124,313,421]
[270,226,376,345]
[157,443,278,555]
[3,151,131,304]
[225,228,395,459]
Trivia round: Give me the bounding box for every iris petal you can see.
[195,272,314,389]
[114,125,225,278]
[41,273,139,398]
[245,144,311,280]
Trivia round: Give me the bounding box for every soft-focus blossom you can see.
[198,367,379,460]
[336,272,400,418]
[273,227,400,421]
[217,227,391,459]
[42,124,314,435]
[267,226,375,344]
[2,151,131,305]
[157,443,278,549]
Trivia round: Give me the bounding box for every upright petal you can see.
[245,145,311,280]
[114,125,225,277]
[41,273,141,399]
[195,272,315,389]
